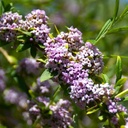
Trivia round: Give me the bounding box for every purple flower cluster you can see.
[70,81,115,109]
[28,79,73,128]
[76,42,104,75]
[105,97,128,125]
[0,69,6,91]
[44,27,104,108]
[107,99,127,114]
[48,99,73,128]
[16,58,41,76]
[45,27,103,82]
[0,12,22,42]
[22,9,50,43]
[0,9,50,44]
[4,87,28,108]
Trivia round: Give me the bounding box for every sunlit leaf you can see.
[115,89,128,98]
[54,25,60,34]
[116,56,122,82]
[16,29,32,36]
[114,77,127,94]
[86,39,96,45]
[101,73,109,83]
[16,43,31,52]
[87,108,99,115]
[40,69,53,82]
[95,19,113,44]
[123,96,128,102]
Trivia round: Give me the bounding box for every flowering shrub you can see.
[0,0,128,128]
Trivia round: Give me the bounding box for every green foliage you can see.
[40,69,54,82]
[115,56,122,82]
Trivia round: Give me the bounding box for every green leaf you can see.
[113,0,119,21]
[117,112,126,125]
[116,56,122,82]
[16,43,31,52]
[40,69,53,82]
[108,26,128,34]
[98,115,104,121]
[114,78,127,94]
[4,2,13,12]
[95,19,113,44]
[119,6,128,19]
[54,25,60,34]
[49,33,54,39]
[87,108,99,115]
[36,58,47,64]
[101,73,109,83]
[86,39,96,45]
[30,45,37,58]
[0,124,7,128]
[115,89,128,98]
[123,96,128,102]
[16,29,32,36]
[0,0,4,15]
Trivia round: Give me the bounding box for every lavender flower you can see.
[70,81,116,109]
[48,99,73,128]
[111,116,119,125]
[4,88,28,108]
[92,83,114,97]
[0,69,6,91]
[62,61,89,84]
[25,9,49,27]
[0,11,22,42]
[21,9,50,44]
[36,78,51,94]
[30,24,50,43]
[44,27,84,80]
[28,77,73,127]
[16,58,41,76]
[106,99,127,114]
[69,78,94,109]
[58,26,84,51]
[45,36,73,75]
[76,42,104,75]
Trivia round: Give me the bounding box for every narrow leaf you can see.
[123,96,128,102]
[101,73,109,83]
[119,6,128,19]
[16,43,31,52]
[86,40,96,45]
[54,25,60,34]
[115,78,127,88]
[114,78,127,94]
[108,26,128,34]
[16,29,32,36]
[113,0,119,21]
[40,69,53,82]
[36,58,47,64]
[115,89,128,98]
[116,56,122,82]
[87,108,99,115]
[95,19,112,43]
